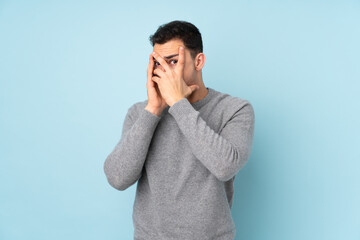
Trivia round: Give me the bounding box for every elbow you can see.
[103,156,129,191]
[103,155,141,191]
[106,176,129,191]
[216,169,238,182]
[216,172,234,182]
[106,174,141,191]
[215,147,250,182]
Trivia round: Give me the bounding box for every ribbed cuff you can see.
[140,107,162,126]
[168,98,195,120]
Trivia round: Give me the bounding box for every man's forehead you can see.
[153,46,182,56]
[153,39,185,57]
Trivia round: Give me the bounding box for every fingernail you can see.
[152,52,156,55]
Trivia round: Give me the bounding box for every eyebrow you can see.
[164,54,179,59]
[153,54,179,61]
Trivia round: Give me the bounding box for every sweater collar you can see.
[190,87,215,109]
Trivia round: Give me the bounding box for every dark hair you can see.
[149,20,203,60]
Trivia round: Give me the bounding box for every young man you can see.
[104,20,255,240]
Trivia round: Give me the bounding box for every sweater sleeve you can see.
[104,104,162,191]
[168,98,255,182]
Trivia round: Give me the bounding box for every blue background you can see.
[1,0,359,239]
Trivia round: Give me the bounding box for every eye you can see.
[170,59,178,65]
[154,61,160,66]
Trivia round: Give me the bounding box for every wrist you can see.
[168,97,184,107]
[145,105,162,117]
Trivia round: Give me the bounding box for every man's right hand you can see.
[145,53,168,117]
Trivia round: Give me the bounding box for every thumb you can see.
[189,85,200,93]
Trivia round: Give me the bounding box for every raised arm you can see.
[104,51,169,191]
[168,98,255,182]
[103,105,162,191]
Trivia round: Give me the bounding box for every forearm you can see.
[104,107,161,190]
[168,98,255,182]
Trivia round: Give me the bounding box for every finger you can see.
[152,75,161,84]
[152,51,171,73]
[147,53,154,76]
[176,46,185,75]
[147,53,155,87]
[153,68,166,79]
[189,84,200,92]
[154,81,160,93]
[154,82,164,99]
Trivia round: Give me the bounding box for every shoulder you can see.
[209,88,254,118]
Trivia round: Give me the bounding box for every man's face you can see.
[152,38,197,85]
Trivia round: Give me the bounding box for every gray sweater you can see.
[104,87,255,240]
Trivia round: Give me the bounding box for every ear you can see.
[194,53,205,71]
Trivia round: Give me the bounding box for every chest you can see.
[144,110,224,179]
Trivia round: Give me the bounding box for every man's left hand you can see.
[151,46,200,107]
